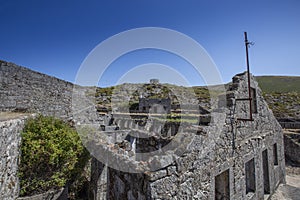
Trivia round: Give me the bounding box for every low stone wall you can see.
[280,122,300,129]
[17,188,67,200]
[0,114,32,200]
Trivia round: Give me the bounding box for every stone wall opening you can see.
[262,149,270,194]
[245,158,256,194]
[215,169,230,200]
[273,143,278,166]
[250,87,258,114]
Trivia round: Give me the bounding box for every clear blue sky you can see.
[0,0,299,87]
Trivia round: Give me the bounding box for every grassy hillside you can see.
[255,76,300,93]
[255,76,300,119]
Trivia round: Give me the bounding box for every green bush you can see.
[18,115,89,196]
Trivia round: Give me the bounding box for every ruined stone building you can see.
[90,72,286,200]
[138,98,171,114]
[0,60,285,199]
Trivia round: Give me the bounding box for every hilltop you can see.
[255,76,300,93]
[94,75,300,120]
[94,83,212,113]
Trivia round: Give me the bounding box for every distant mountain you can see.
[255,76,300,93]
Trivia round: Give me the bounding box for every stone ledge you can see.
[17,187,67,200]
[0,112,34,122]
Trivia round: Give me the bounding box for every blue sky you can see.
[0,0,299,87]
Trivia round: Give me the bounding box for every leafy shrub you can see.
[18,115,89,196]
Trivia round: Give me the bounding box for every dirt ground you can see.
[271,165,300,200]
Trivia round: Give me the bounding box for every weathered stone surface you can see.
[0,61,73,119]
[108,169,148,200]
[17,187,67,200]
[0,114,32,200]
[100,72,286,199]
[148,169,167,181]
[0,61,286,199]
[284,131,300,165]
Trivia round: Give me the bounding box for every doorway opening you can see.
[215,169,230,200]
[262,150,270,194]
[245,158,256,194]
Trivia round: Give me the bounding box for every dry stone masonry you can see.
[0,113,33,200]
[0,61,286,199]
[91,72,286,199]
[0,61,73,119]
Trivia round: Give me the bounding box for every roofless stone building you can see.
[90,72,285,200]
[0,60,285,199]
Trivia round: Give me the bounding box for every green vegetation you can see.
[18,115,89,196]
[192,86,210,104]
[93,83,212,112]
[256,76,300,93]
[95,86,115,97]
[256,76,300,119]
[91,76,300,119]
[263,91,300,118]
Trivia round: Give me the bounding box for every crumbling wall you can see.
[0,61,73,118]
[147,73,285,199]
[138,98,171,114]
[101,72,286,199]
[0,61,286,199]
[108,169,148,200]
[90,158,108,200]
[0,114,31,200]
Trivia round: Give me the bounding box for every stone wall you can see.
[0,114,32,200]
[17,188,67,200]
[138,98,171,114]
[280,122,300,129]
[97,72,286,199]
[108,169,148,200]
[0,61,73,119]
[284,131,300,165]
[90,159,108,200]
[0,61,286,199]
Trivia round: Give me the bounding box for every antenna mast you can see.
[244,32,253,121]
[231,32,254,151]
[235,32,254,121]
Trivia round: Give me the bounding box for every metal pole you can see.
[244,32,253,121]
